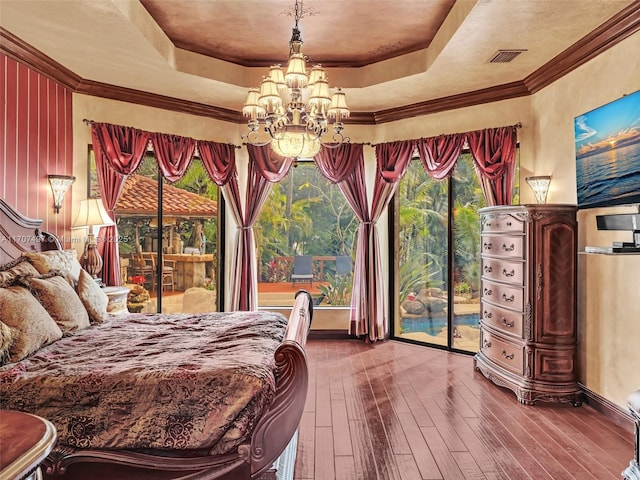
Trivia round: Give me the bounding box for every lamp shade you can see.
[72,198,115,229]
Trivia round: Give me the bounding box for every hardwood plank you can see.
[295,411,316,480]
[395,454,423,480]
[296,340,633,480]
[396,412,442,479]
[315,426,335,480]
[331,395,353,456]
[421,396,468,452]
[348,419,381,480]
[335,456,357,480]
[421,426,465,479]
[451,451,488,480]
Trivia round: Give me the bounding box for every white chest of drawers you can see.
[474,205,582,406]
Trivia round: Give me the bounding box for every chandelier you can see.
[242,0,350,159]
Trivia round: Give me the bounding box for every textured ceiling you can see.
[0,0,636,117]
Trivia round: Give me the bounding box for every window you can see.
[256,161,357,308]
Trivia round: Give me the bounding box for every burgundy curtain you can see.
[315,143,377,341]
[151,133,196,182]
[416,133,466,179]
[233,144,293,310]
[198,141,242,311]
[91,123,151,285]
[467,126,518,206]
[358,141,414,341]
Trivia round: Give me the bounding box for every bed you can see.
[0,198,313,480]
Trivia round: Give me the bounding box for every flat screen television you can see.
[596,213,640,248]
[574,89,640,209]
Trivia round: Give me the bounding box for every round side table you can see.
[102,286,131,315]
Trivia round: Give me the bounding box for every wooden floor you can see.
[295,339,632,480]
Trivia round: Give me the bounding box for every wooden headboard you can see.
[0,198,61,265]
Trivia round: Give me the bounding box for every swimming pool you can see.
[400,313,480,336]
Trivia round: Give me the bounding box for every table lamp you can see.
[72,198,115,280]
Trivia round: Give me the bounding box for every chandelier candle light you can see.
[242,0,350,159]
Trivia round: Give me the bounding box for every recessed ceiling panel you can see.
[139,0,456,67]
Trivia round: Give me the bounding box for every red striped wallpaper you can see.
[1,54,73,242]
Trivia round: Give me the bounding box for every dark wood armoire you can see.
[474,204,582,406]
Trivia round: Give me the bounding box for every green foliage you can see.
[398,253,439,303]
[256,162,358,279]
[317,273,353,306]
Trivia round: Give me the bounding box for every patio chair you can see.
[130,252,154,291]
[335,255,352,277]
[291,255,313,286]
[159,258,177,292]
[147,254,176,292]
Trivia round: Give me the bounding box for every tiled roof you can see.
[115,174,217,218]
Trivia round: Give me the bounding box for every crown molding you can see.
[0,27,82,90]
[373,81,530,124]
[524,0,640,93]
[75,79,242,123]
[2,2,638,126]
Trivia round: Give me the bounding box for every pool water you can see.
[401,313,480,336]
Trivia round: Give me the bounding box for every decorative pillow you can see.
[0,256,40,284]
[0,321,14,366]
[23,249,82,285]
[16,272,90,335]
[76,269,109,324]
[0,285,62,362]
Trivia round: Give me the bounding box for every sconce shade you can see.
[525,176,551,204]
[72,198,115,280]
[48,175,75,213]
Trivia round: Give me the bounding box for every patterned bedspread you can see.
[0,311,288,455]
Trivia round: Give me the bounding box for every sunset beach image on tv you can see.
[574,89,640,209]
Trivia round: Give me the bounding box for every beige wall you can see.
[529,32,640,409]
[71,31,640,409]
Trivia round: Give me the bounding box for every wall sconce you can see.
[48,175,76,213]
[525,175,551,204]
[71,198,115,281]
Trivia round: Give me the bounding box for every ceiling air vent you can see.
[488,49,527,63]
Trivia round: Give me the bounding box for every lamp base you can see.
[81,233,103,282]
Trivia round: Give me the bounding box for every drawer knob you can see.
[483,340,492,348]
[484,288,493,296]
[483,242,493,250]
[502,243,515,252]
[502,318,514,327]
[501,350,515,360]
[484,265,493,273]
[502,293,515,302]
[502,268,515,277]
[483,310,492,319]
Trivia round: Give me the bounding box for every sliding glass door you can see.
[393,151,518,353]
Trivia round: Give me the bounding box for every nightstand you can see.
[103,286,131,315]
[0,410,57,480]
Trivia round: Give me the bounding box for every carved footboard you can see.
[41,290,313,480]
[250,289,312,478]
